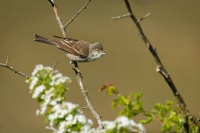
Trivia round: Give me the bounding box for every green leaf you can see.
[140,115,153,124]
[106,86,118,96]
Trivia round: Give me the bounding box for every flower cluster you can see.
[26,65,146,133]
[26,65,71,115]
[100,116,145,133]
[49,102,93,133]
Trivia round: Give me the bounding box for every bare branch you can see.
[64,0,92,30]
[48,0,92,37]
[47,0,104,128]
[114,0,200,126]
[48,0,66,37]
[0,57,29,79]
[71,61,104,129]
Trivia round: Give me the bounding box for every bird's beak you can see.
[102,51,106,55]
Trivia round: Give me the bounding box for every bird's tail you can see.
[34,34,57,46]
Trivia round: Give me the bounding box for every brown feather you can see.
[34,34,90,58]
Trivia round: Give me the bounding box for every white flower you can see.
[64,102,78,112]
[101,116,146,133]
[36,103,48,116]
[57,121,68,133]
[49,112,59,126]
[50,97,62,106]
[43,93,53,105]
[32,64,43,76]
[76,114,86,124]
[50,74,71,86]
[45,66,53,71]
[39,104,47,115]
[52,104,61,111]
[137,123,146,133]
[48,113,56,122]
[52,73,62,80]
[116,115,130,128]
[106,121,116,130]
[58,110,69,118]
[81,119,93,133]
[29,77,38,90]
[65,114,73,121]
[36,109,40,116]
[32,85,45,98]
[49,80,55,86]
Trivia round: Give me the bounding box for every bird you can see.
[34,34,105,63]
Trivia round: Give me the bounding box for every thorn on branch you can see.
[156,65,161,73]
[137,33,141,37]
[6,56,9,65]
[81,106,89,110]
[156,65,169,78]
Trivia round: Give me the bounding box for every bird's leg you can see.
[70,61,83,79]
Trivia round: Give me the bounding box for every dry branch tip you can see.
[137,12,151,23]
[48,0,54,7]
[52,61,59,68]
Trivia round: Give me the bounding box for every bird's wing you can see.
[56,38,89,58]
[72,40,89,58]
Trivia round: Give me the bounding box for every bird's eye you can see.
[95,49,99,51]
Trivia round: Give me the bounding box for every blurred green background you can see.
[0,0,200,132]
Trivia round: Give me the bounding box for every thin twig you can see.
[64,0,92,30]
[52,61,59,69]
[47,0,104,128]
[0,57,29,79]
[137,12,151,23]
[115,0,199,126]
[112,13,131,20]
